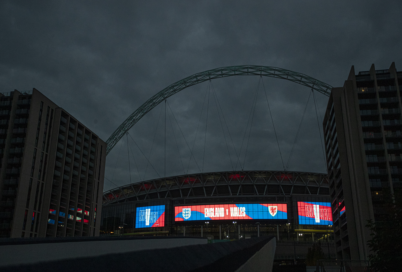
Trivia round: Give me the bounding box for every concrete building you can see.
[0,88,106,238]
[323,62,402,260]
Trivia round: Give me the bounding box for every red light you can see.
[278,174,292,180]
[229,174,244,179]
[140,184,152,190]
[183,177,196,184]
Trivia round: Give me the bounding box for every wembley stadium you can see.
[100,170,334,249]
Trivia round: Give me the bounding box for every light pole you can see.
[327,224,332,259]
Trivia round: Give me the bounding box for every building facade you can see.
[323,62,402,260]
[0,89,106,238]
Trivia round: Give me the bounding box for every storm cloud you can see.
[1,0,401,191]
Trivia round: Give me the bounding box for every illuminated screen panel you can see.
[135,205,165,228]
[339,202,346,216]
[297,201,333,225]
[174,203,287,221]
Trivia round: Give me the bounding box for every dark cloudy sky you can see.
[1,1,402,191]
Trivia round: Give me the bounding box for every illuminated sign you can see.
[297,202,333,225]
[175,203,287,221]
[135,205,165,228]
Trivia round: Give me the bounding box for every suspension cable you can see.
[166,100,185,174]
[202,81,211,172]
[261,77,286,171]
[164,99,167,177]
[234,77,261,170]
[312,89,326,161]
[126,133,132,184]
[285,91,312,170]
[186,83,210,174]
[141,103,164,181]
[210,80,240,170]
[210,81,235,171]
[104,177,121,188]
[166,101,202,173]
[127,130,161,178]
[242,77,261,170]
[128,132,141,182]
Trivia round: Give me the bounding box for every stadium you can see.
[101,170,334,245]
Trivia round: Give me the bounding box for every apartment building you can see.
[323,62,402,260]
[0,88,106,238]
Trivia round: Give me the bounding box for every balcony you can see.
[387,143,402,150]
[391,169,402,175]
[379,85,397,92]
[359,99,377,105]
[6,168,20,175]
[363,132,382,139]
[360,110,379,116]
[4,178,18,185]
[0,201,14,207]
[14,118,27,125]
[368,169,388,175]
[10,138,25,144]
[0,101,11,106]
[365,145,384,151]
[383,120,402,126]
[361,121,381,127]
[17,99,30,105]
[379,97,399,104]
[357,87,376,93]
[0,223,10,229]
[7,158,21,164]
[381,108,400,115]
[9,148,24,154]
[2,190,16,196]
[16,109,29,115]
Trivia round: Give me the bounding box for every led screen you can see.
[297,201,333,225]
[135,205,165,228]
[175,203,287,221]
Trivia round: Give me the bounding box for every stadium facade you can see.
[101,170,334,251]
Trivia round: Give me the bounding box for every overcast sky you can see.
[1,1,402,191]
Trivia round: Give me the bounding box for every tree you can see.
[366,188,402,272]
[306,241,326,266]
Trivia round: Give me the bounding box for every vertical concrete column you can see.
[296,232,299,241]
[238,224,240,239]
[219,225,222,240]
[277,225,279,241]
[183,226,186,237]
[312,233,314,242]
[201,226,203,237]
[257,224,260,237]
